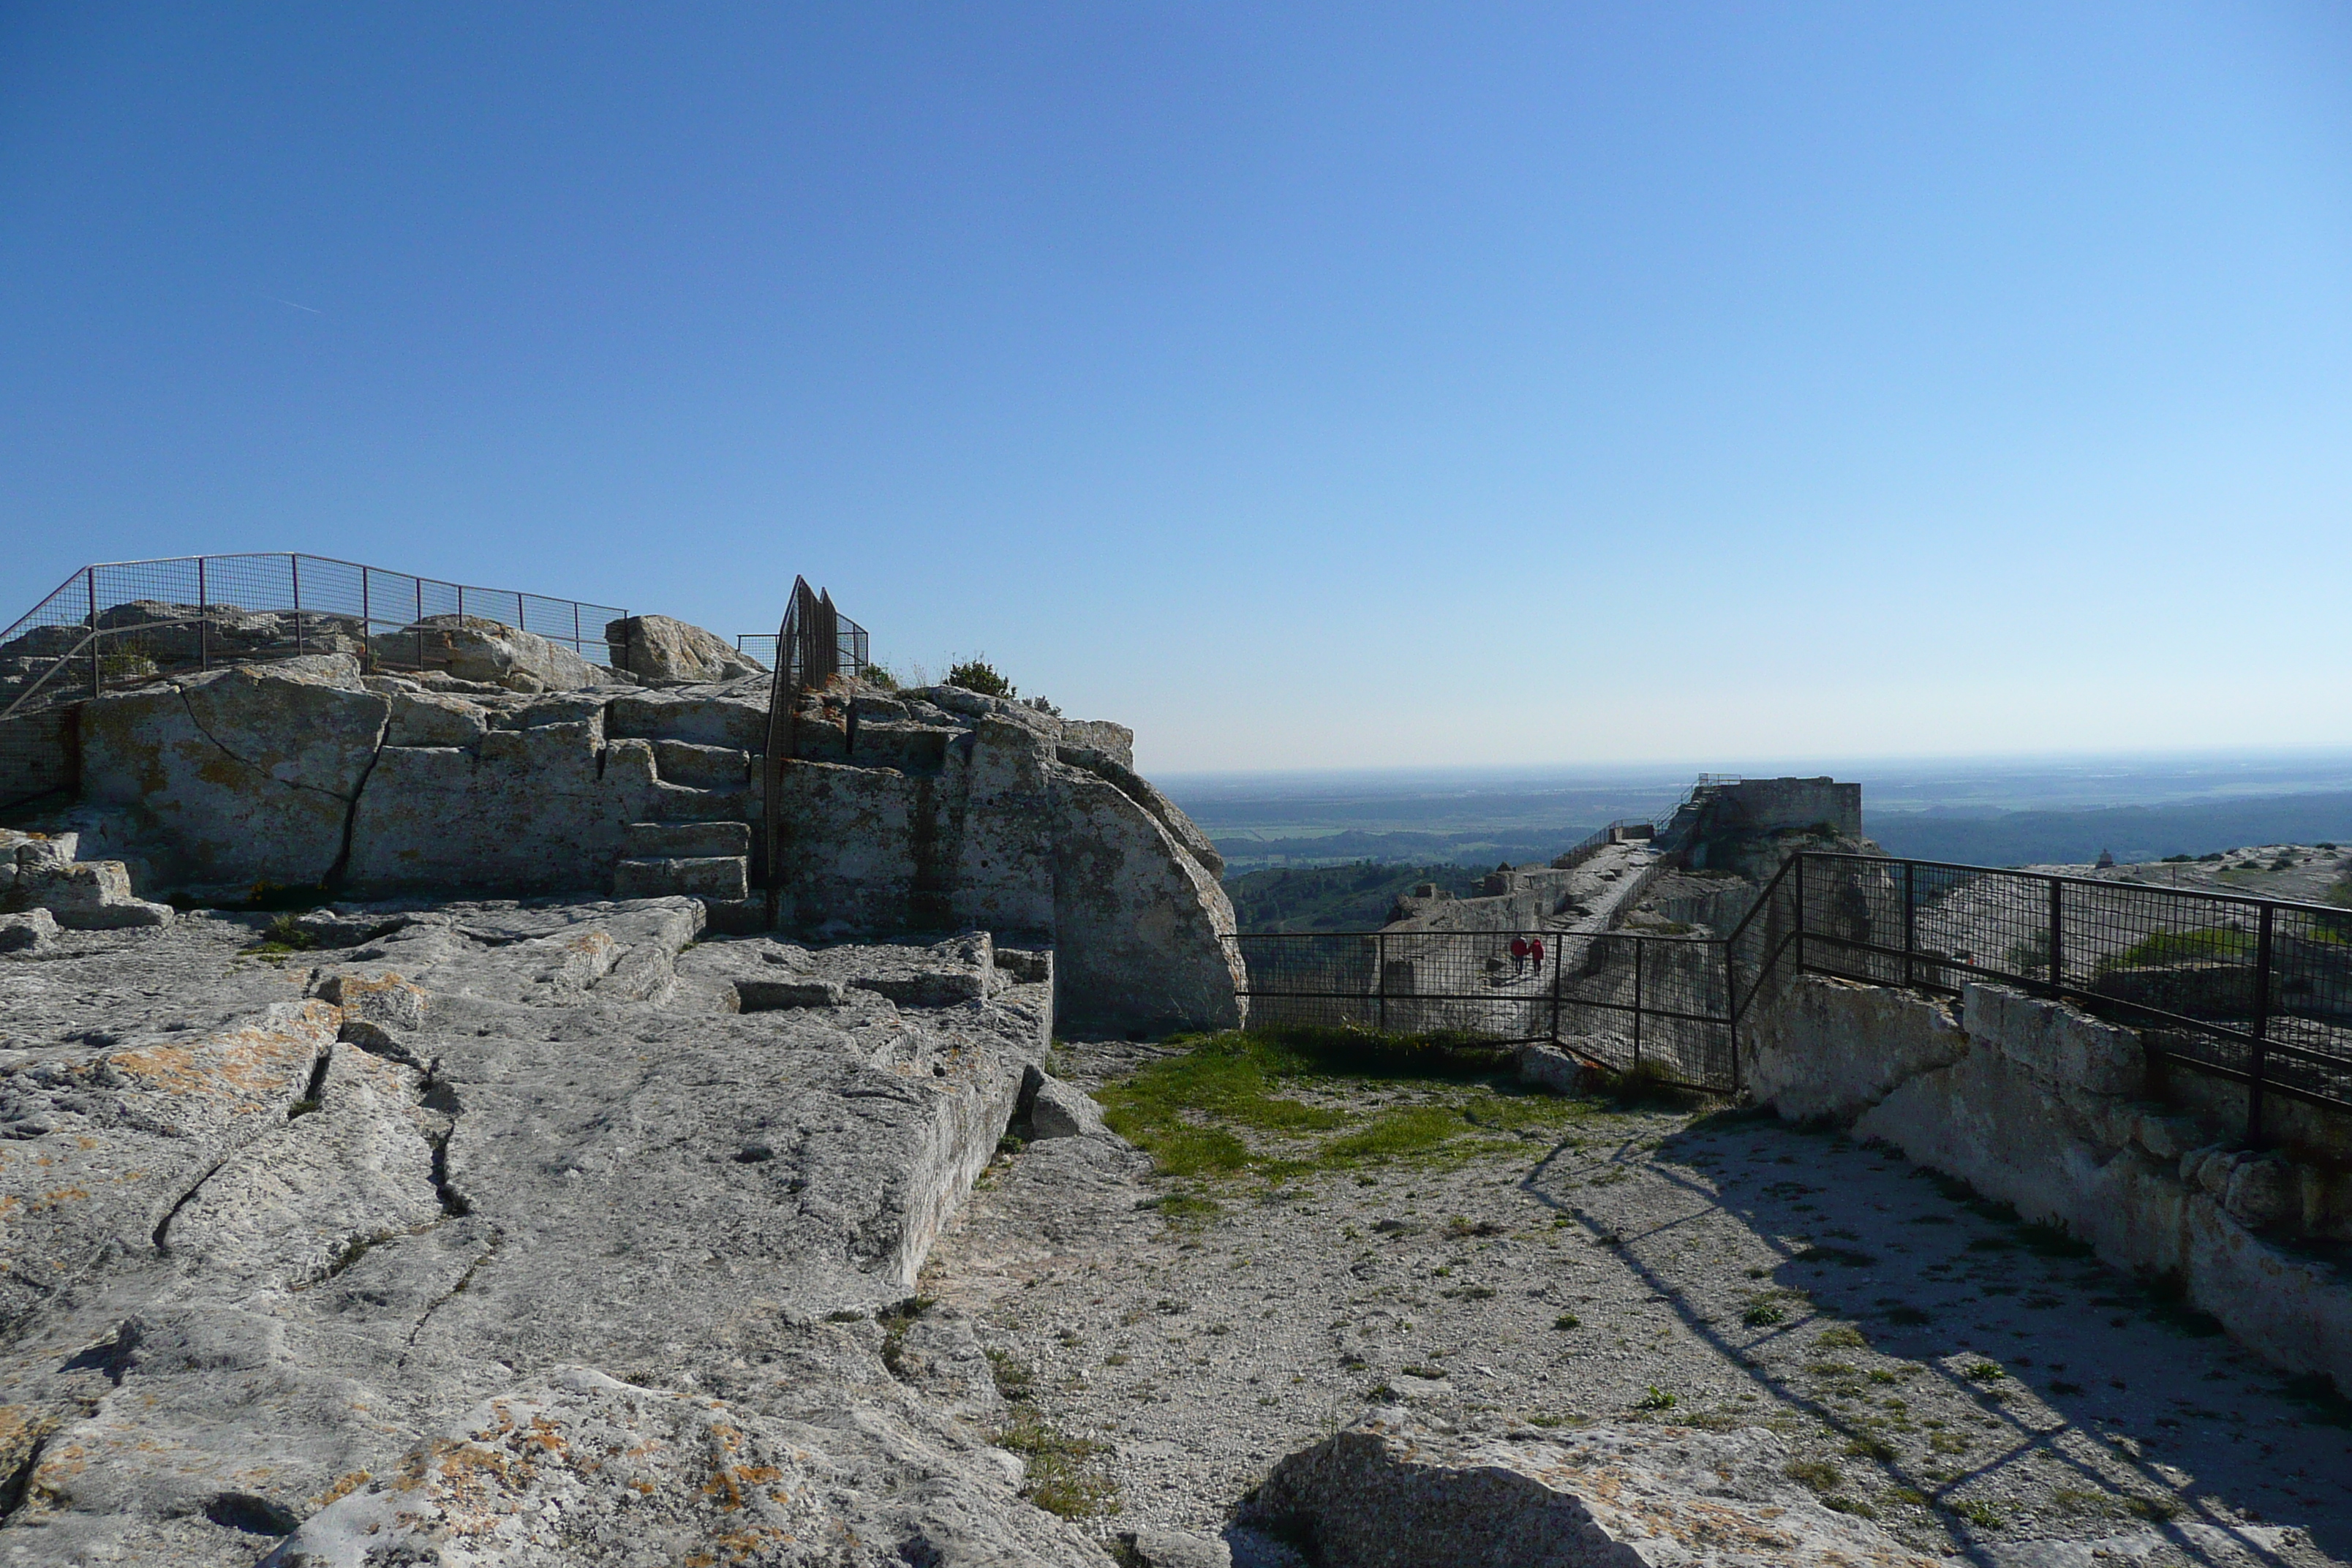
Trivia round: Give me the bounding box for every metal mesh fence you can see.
[736,619,869,682]
[1232,927,1733,1088]
[1746,852,2352,1125]
[0,553,626,722]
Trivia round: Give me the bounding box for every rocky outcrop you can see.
[1244,1408,1935,1566]
[775,684,1240,1036]
[0,831,174,930]
[0,902,1098,1565]
[603,613,766,684]
[366,614,605,693]
[61,653,1238,1030]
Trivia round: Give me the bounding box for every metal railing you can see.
[1235,850,2352,1134]
[1234,926,1735,1093]
[0,552,627,723]
[1734,852,2352,1136]
[736,622,867,683]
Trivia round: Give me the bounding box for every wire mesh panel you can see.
[1231,933,1384,1030]
[1231,927,1735,1085]
[0,553,630,722]
[1791,851,2352,1123]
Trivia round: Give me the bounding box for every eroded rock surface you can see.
[0,902,1096,1566]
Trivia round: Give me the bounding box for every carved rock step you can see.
[614,855,749,900]
[622,820,751,859]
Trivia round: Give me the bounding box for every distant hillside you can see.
[1211,827,1589,875]
[1225,862,1488,932]
[1868,792,2352,867]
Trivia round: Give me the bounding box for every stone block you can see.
[0,908,60,951]
[35,862,174,929]
[614,856,749,900]
[384,689,489,747]
[624,820,751,858]
[1021,1066,1124,1144]
[736,977,849,1011]
[1961,983,2145,1097]
[2226,1154,2299,1229]
[1516,1042,1591,1095]
[652,739,750,788]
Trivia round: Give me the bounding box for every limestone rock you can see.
[77,659,388,890]
[604,613,766,684]
[0,908,59,951]
[1244,1408,1938,1567]
[0,904,1097,1564]
[1120,1526,1237,1568]
[1022,1064,1123,1144]
[1962,983,2145,1098]
[369,614,606,693]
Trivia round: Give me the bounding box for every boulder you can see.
[604,614,766,684]
[0,908,59,951]
[1022,1064,1124,1143]
[1244,1409,1937,1567]
[369,614,606,693]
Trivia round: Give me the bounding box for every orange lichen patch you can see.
[0,1406,61,1480]
[104,1003,336,1105]
[312,1470,372,1508]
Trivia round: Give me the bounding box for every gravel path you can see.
[926,1041,2352,1565]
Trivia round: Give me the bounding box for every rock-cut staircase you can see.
[610,735,755,905]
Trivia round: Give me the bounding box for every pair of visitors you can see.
[1509,935,1547,976]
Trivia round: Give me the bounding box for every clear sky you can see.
[4,4,2348,774]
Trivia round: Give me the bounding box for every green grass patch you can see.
[1095,1026,1602,1190]
[2100,926,2255,972]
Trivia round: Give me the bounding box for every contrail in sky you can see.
[262,295,323,314]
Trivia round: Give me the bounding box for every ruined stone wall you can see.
[60,649,1242,1035]
[1745,974,2352,1393]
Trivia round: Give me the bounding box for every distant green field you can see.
[1224,861,1487,932]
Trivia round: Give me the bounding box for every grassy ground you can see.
[1093,1025,1691,1215]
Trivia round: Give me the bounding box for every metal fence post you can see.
[2048,879,2064,995]
[1725,938,1741,1096]
[1793,855,1806,975]
[2249,904,2274,1147]
[1550,930,1564,1047]
[1902,860,1916,990]
[1376,932,1388,1035]
[290,554,304,653]
[359,568,371,671]
[1632,938,1644,1071]
[196,556,209,671]
[86,570,99,699]
[415,578,425,668]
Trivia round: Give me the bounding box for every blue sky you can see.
[4,4,2348,772]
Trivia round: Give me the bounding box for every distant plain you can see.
[1161,752,2352,875]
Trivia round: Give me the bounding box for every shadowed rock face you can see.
[69,659,1241,1035]
[0,902,1102,1567]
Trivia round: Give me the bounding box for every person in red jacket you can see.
[1529,935,1546,976]
[1509,935,1530,976]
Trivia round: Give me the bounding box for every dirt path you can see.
[925,1039,2352,1565]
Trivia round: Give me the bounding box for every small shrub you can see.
[1743,1303,1787,1327]
[1961,1361,2005,1384]
[1814,1326,1866,1349]
[1635,1385,1676,1411]
[1943,1497,2003,1529]
[1842,1435,1896,1461]
[1784,1458,1842,1492]
[1823,1494,1879,1518]
[1553,1313,1581,1330]
[946,658,1015,698]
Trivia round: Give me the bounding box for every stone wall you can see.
[1745,974,2352,1393]
[59,648,1242,1035]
